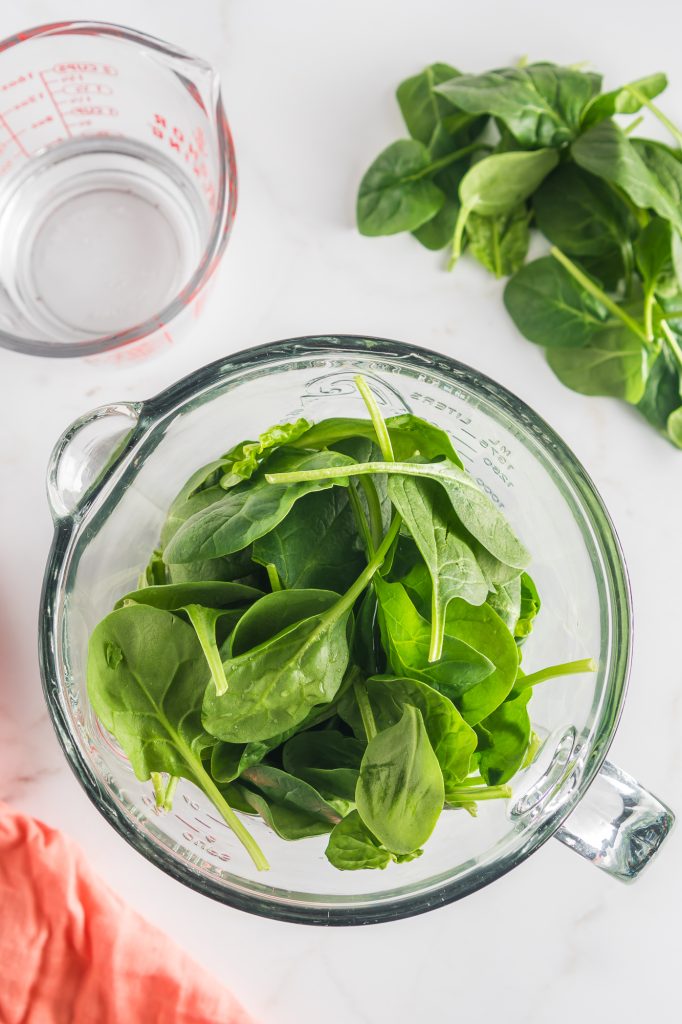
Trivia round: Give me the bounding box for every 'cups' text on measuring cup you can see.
[0,22,236,358]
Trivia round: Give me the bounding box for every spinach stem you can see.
[625,86,682,147]
[266,459,477,485]
[151,771,166,808]
[447,783,512,802]
[643,287,656,342]
[522,731,541,768]
[198,767,270,871]
[429,589,445,664]
[184,605,229,697]
[623,115,644,136]
[515,656,597,690]
[330,515,402,619]
[163,775,179,811]
[354,375,395,460]
[621,239,635,299]
[449,201,472,269]
[265,563,282,592]
[358,476,384,551]
[348,480,375,557]
[660,320,682,375]
[409,141,490,182]
[549,247,650,344]
[354,679,378,741]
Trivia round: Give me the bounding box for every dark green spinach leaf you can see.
[356,704,444,854]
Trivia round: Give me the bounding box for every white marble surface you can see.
[1,1,680,1020]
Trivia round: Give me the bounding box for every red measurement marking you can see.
[54,62,118,76]
[39,70,72,139]
[0,72,34,92]
[0,111,28,156]
[4,93,44,114]
[62,82,113,96]
[68,105,118,118]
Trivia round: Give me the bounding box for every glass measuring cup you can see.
[0,21,235,358]
[39,336,674,924]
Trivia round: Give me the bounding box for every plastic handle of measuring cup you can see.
[46,402,142,522]
[554,760,674,882]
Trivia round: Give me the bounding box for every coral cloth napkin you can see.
[0,801,254,1024]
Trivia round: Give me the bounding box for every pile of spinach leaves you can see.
[357,61,682,448]
[87,376,594,871]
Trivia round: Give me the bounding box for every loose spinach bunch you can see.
[87,376,595,872]
[357,61,682,448]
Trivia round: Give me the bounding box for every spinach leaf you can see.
[268,460,529,570]
[572,121,682,234]
[358,675,477,792]
[289,766,358,810]
[116,580,262,697]
[532,164,637,271]
[516,572,541,640]
[449,148,557,264]
[352,586,383,676]
[667,407,682,447]
[166,547,261,587]
[203,606,352,742]
[220,419,312,488]
[487,576,521,633]
[485,570,540,647]
[473,544,524,588]
[412,161,467,250]
[581,72,668,128]
[466,204,530,277]
[632,139,682,231]
[387,475,487,661]
[210,701,351,784]
[636,218,678,315]
[295,413,464,467]
[357,139,446,236]
[87,604,268,870]
[396,63,484,157]
[239,790,335,840]
[458,149,559,218]
[504,255,610,346]
[355,705,444,854]
[164,449,355,564]
[140,548,166,587]
[229,588,342,656]
[240,764,341,833]
[436,63,601,147]
[637,343,682,433]
[204,517,402,742]
[117,580,262,611]
[252,487,365,592]
[546,323,651,402]
[445,599,520,725]
[374,576,494,699]
[325,810,394,870]
[476,686,532,785]
[283,730,364,773]
[160,484,226,549]
[211,736,284,784]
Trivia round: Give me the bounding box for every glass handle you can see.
[554,760,674,882]
[46,402,142,521]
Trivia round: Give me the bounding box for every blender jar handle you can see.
[554,760,674,882]
[46,403,142,521]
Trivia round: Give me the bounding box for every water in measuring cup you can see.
[0,137,207,342]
